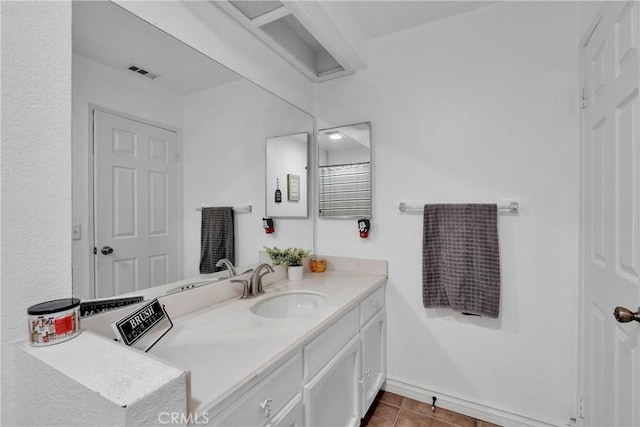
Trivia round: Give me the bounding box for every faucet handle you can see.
[231,279,250,299]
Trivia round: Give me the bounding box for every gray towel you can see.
[199,207,234,274]
[422,204,500,318]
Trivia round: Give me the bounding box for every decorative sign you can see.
[112,298,167,346]
[287,174,300,201]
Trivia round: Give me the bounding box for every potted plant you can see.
[264,246,310,281]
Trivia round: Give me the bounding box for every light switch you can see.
[72,224,81,240]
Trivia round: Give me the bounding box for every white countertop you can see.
[148,269,386,414]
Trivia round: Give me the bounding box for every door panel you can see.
[94,110,178,297]
[581,2,640,425]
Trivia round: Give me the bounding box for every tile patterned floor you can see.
[361,391,501,427]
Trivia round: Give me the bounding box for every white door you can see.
[94,110,179,297]
[581,2,639,425]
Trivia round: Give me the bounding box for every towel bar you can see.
[196,205,252,213]
[398,201,519,214]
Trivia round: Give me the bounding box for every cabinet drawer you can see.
[360,286,384,326]
[304,306,359,379]
[211,352,302,426]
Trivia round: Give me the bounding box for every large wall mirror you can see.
[72,1,314,301]
[318,122,371,218]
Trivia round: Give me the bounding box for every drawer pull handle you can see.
[260,398,273,418]
[373,300,381,309]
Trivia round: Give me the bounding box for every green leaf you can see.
[264,246,310,267]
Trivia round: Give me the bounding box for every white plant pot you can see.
[288,266,304,281]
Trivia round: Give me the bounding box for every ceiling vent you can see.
[215,1,367,82]
[126,64,159,80]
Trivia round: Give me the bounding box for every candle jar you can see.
[28,298,81,346]
[310,258,326,273]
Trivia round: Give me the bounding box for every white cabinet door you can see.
[304,335,361,427]
[361,310,386,413]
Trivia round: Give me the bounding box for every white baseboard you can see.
[383,377,568,427]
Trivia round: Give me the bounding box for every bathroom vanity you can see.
[196,275,386,426]
[16,256,386,426]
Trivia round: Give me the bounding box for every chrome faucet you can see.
[249,263,274,296]
[215,258,237,277]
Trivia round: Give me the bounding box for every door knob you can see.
[613,306,640,323]
[100,246,114,255]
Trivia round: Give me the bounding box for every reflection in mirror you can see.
[265,133,309,218]
[318,122,371,218]
[72,1,314,302]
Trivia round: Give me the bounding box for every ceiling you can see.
[73,1,240,96]
[318,122,370,153]
[343,1,497,41]
[73,1,497,95]
[216,0,497,81]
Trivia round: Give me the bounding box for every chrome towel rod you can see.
[196,205,252,213]
[398,201,519,214]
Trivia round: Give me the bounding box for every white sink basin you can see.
[251,292,327,318]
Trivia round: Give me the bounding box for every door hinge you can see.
[580,87,588,109]
[175,152,180,163]
[93,247,97,255]
[578,396,585,418]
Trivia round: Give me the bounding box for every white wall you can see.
[182,79,314,277]
[72,54,184,300]
[325,146,369,165]
[314,2,579,424]
[1,2,72,425]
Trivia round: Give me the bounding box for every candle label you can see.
[54,315,74,335]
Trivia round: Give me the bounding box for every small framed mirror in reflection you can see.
[318,122,371,218]
[265,132,309,218]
